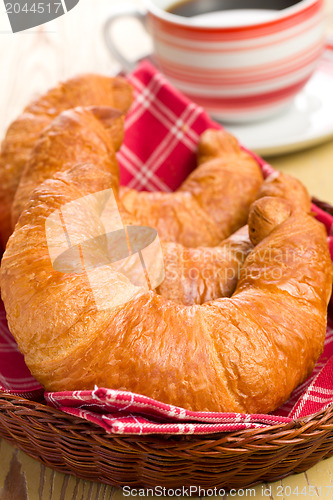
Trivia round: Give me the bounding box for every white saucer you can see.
[225,45,333,157]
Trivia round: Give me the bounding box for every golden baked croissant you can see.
[0,74,133,248]
[12,106,125,222]
[8,101,258,306]
[0,84,332,414]
[120,130,263,246]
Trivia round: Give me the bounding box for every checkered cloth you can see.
[0,60,333,435]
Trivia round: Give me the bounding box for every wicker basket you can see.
[0,393,333,489]
[0,198,332,491]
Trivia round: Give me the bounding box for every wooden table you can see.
[0,0,333,498]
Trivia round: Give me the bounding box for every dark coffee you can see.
[167,0,301,17]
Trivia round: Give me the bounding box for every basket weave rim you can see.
[1,391,333,444]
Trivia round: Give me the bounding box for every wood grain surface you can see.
[0,0,333,498]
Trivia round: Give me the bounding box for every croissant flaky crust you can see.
[0,74,132,248]
[0,74,332,414]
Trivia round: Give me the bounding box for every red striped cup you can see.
[104,0,326,123]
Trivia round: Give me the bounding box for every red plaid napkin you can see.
[0,60,333,435]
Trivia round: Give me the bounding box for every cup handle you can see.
[103,4,147,73]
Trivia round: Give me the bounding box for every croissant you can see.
[119,130,263,246]
[0,74,133,248]
[0,78,332,414]
[9,101,263,306]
